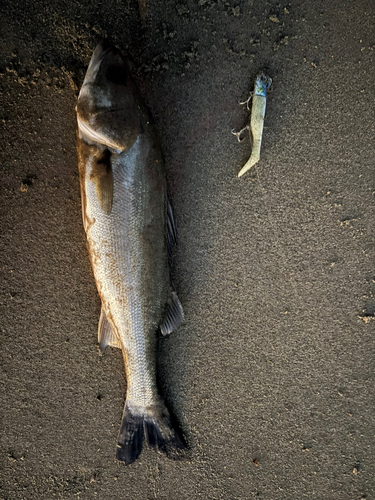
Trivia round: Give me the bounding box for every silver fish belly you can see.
[76,42,184,464]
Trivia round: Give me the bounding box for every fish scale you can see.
[86,138,161,408]
[76,42,184,464]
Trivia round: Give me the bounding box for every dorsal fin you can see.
[167,196,177,260]
[160,289,184,336]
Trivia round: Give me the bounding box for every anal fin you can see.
[98,307,121,354]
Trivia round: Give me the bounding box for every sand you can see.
[1,0,374,498]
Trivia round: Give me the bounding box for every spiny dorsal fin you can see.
[98,307,121,354]
[160,289,184,336]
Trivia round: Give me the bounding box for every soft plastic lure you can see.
[232,74,272,177]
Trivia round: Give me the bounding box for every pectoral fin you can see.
[98,307,121,354]
[160,288,184,336]
[90,149,113,215]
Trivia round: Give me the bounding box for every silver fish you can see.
[76,42,184,464]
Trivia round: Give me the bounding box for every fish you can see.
[76,41,185,465]
[232,73,272,177]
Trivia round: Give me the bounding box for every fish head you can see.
[77,41,146,153]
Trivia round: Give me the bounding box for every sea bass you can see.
[76,42,184,464]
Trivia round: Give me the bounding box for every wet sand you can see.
[1,0,374,498]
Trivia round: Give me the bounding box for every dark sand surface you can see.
[1,0,375,498]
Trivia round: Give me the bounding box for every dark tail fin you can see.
[144,403,185,460]
[116,404,144,464]
[116,401,185,465]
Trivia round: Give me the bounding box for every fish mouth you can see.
[76,41,143,153]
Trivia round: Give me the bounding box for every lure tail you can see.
[116,400,185,464]
[237,141,262,177]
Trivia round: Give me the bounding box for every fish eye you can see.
[106,64,128,85]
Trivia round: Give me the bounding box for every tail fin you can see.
[116,401,185,465]
[116,403,144,464]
